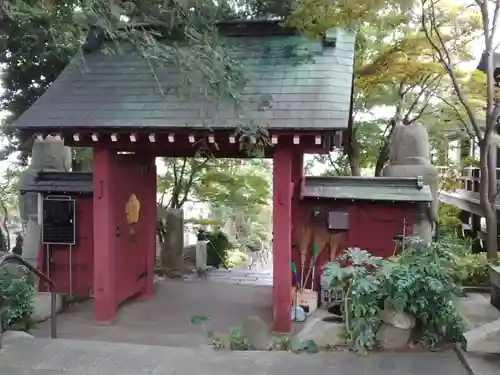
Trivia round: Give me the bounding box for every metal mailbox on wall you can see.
[327,211,349,231]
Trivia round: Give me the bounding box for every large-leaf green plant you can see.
[322,248,386,353]
[384,238,465,348]
[322,239,466,354]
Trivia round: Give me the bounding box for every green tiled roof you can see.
[13,20,355,131]
[302,176,433,202]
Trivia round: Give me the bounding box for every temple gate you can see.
[13,20,356,333]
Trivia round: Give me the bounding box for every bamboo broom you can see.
[303,226,330,290]
[328,232,344,261]
[296,226,312,291]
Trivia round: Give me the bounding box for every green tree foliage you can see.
[420,0,500,259]
[157,157,217,210]
[199,159,271,242]
[286,0,479,176]
[0,0,288,160]
[0,165,23,250]
[0,0,79,159]
[157,158,268,207]
[156,157,270,240]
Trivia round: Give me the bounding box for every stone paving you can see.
[458,293,500,329]
[183,268,273,286]
[33,278,274,347]
[0,337,469,375]
[1,261,477,375]
[183,251,273,285]
[457,293,500,374]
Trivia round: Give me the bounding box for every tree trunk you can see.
[374,119,398,176]
[436,139,448,165]
[347,139,361,176]
[480,141,498,260]
[345,124,361,176]
[0,201,10,250]
[374,141,390,176]
[485,206,497,260]
[170,190,180,209]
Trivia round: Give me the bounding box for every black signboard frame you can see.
[42,196,76,245]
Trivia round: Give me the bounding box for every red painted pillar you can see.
[92,147,117,321]
[291,152,304,286]
[139,155,157,299]
[272,148,293,333]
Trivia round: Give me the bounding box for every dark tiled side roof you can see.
[19,172,93,194]
[301,176,433,202]
[13,23,355,131]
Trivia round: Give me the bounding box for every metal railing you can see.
[0,252,57,346]
[436,166,500,193]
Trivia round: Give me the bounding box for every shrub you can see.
[435,233,497,286]
[453,252,500,286]
[0,266,35,331]
[403,233,490,286]
[438,204,462,235]
[204,230,232,269]
[454,252,490,286]
[226,250,249,268]
[440,233,472,256]
[322,239,465,354]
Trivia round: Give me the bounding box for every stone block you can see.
[380,305,416,330]
[160,209,184,272]
[464,318,500,353]
[490,266,500,310]
[195,241,207,273]
[295,311,345,348]
[241,316,272,350]
[31,292,63,323]
[376,323,412,350]
[2,330,33,343]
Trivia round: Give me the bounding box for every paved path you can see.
[183,252,273,286]
[0,337,469,375]
[33,279,274,347]
[183,268,273,286]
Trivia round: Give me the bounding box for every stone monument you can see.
[382,122,438,243]
[159,208,185,277]
[18,136,72,267]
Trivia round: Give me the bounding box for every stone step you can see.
[0,336,470,375]
[463,318,500,353]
